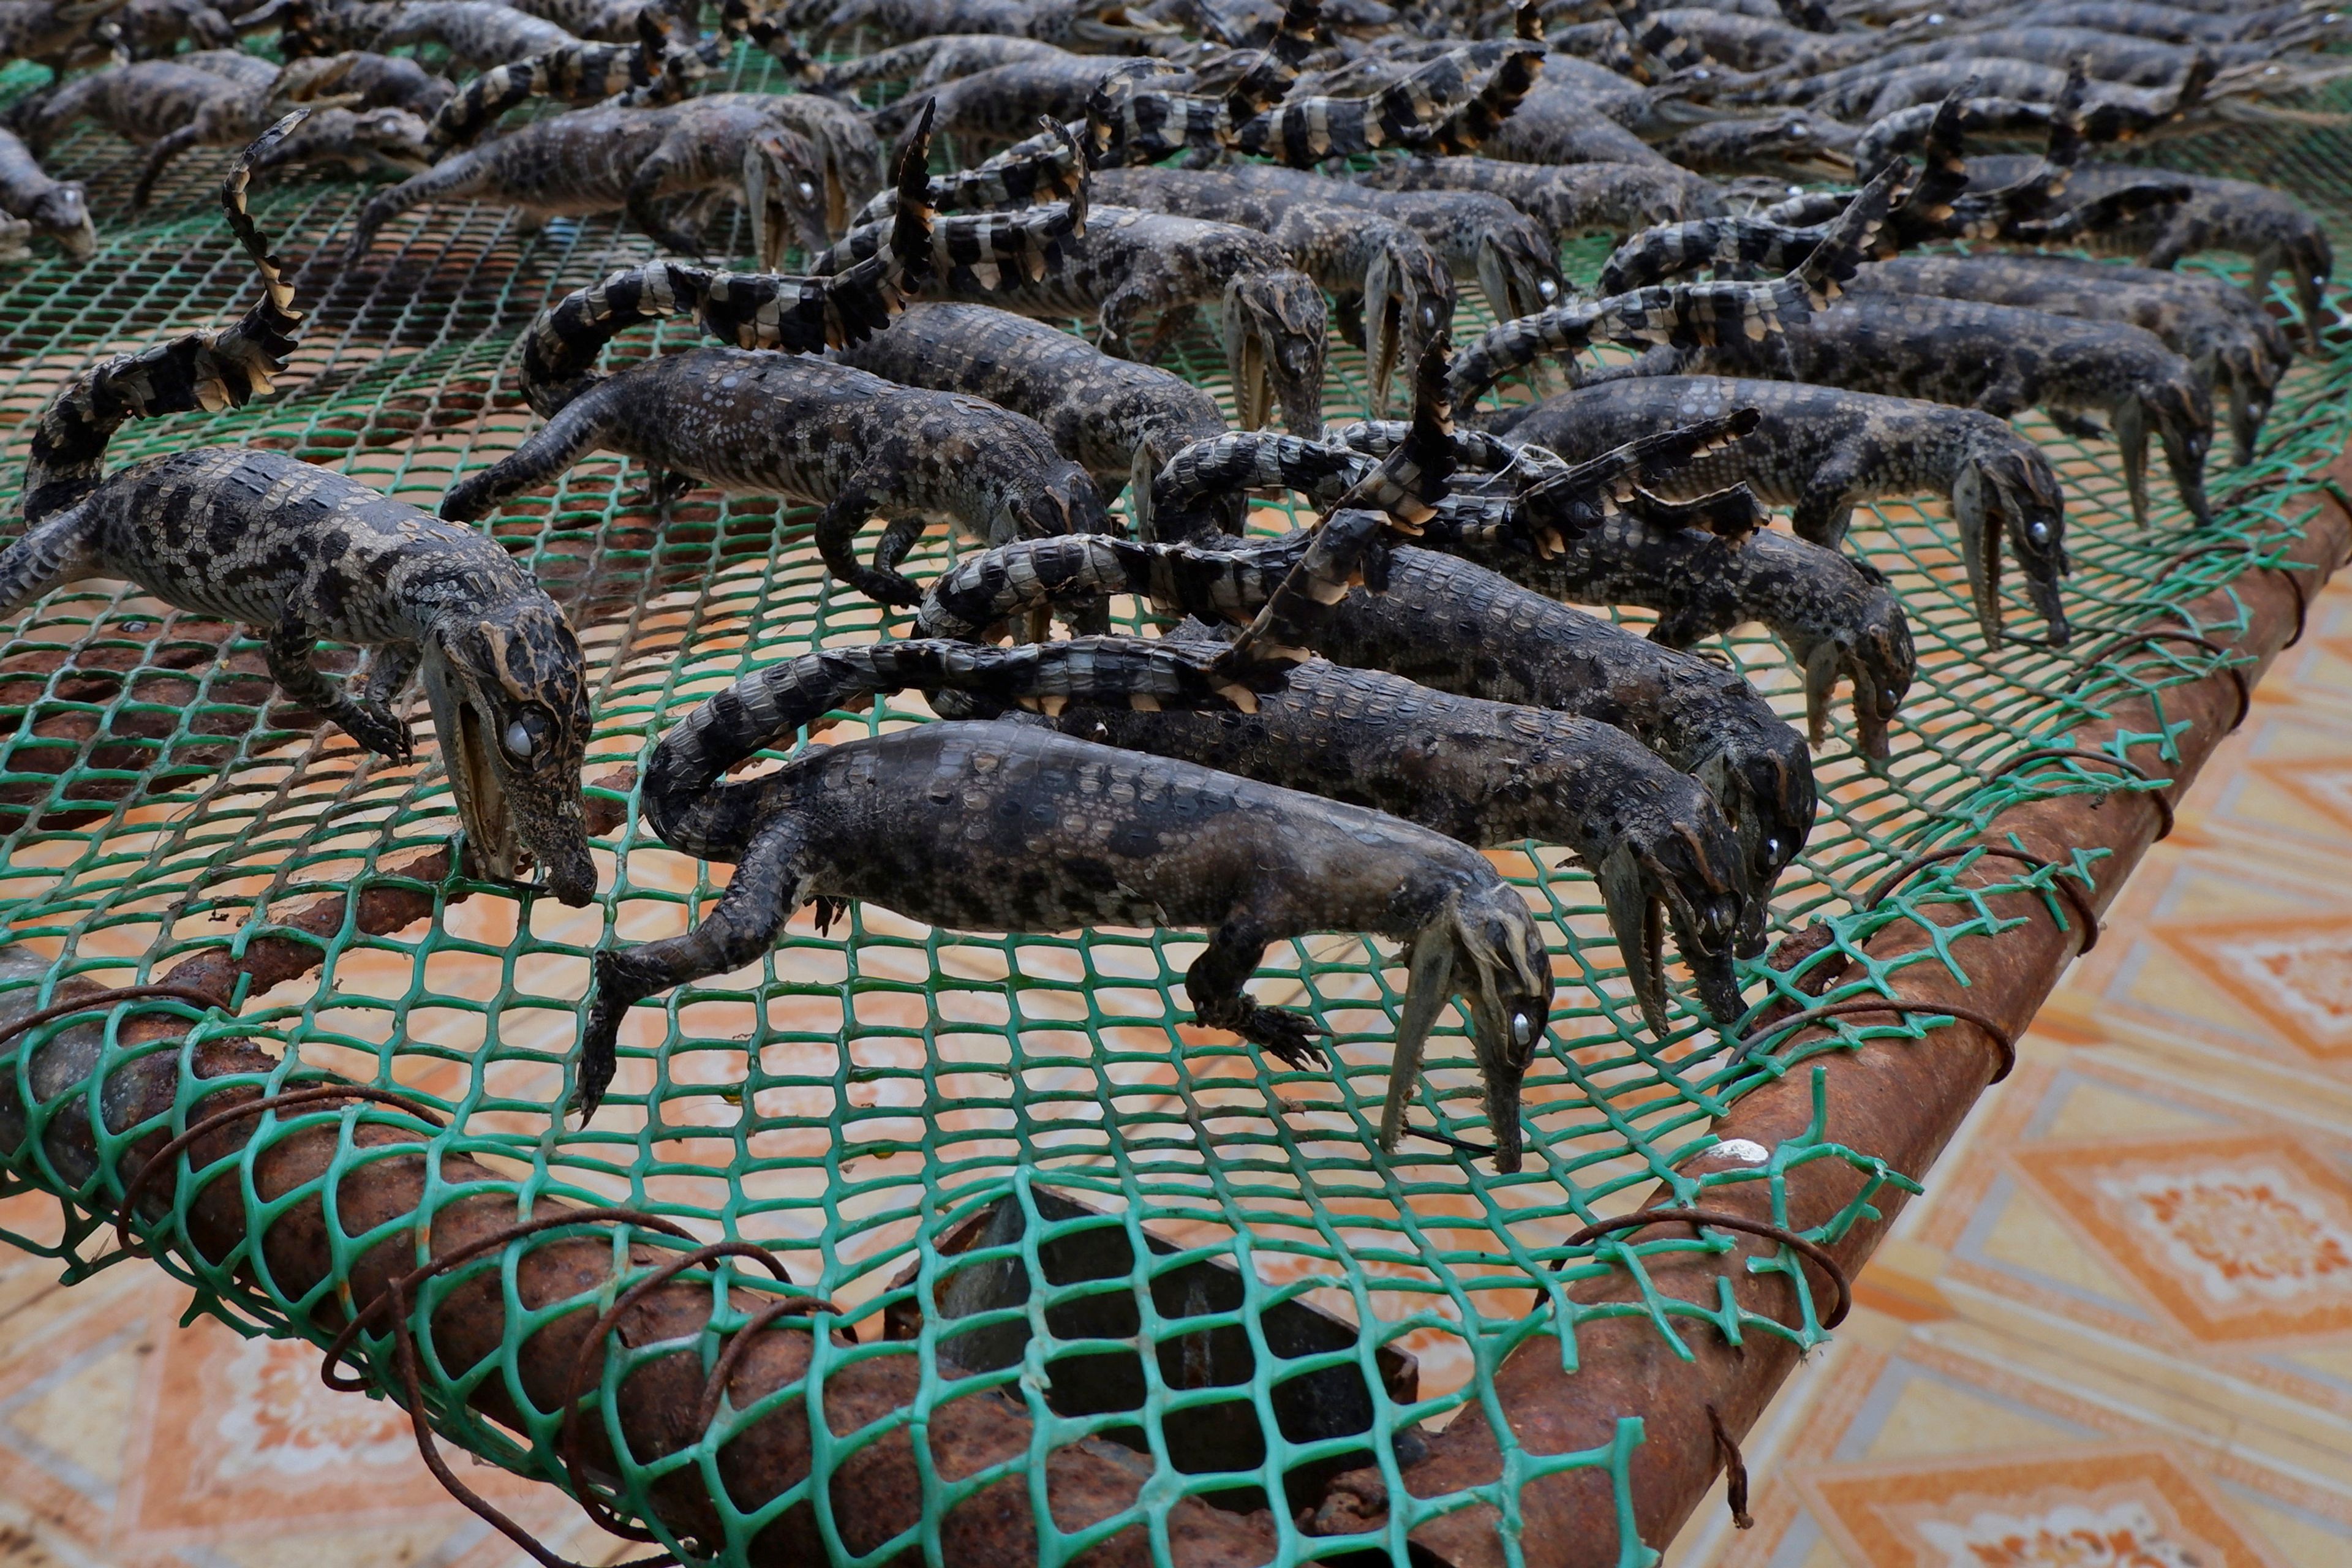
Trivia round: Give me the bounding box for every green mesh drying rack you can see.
[0,43,2347,1568]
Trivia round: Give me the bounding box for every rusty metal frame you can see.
[5,469,2344,1567]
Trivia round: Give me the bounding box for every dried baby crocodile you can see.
[443,242,1113,604]
[24,52,431,207]
[810,0,1172,49]
[1598,285,2216,529]
[607,636,1556,1167]
[918,529,1816,950]
[1009,615,1751,1036]
[0,125,90,257]
[1357,156,1729,244]
[1493,375,2068,646]
[1151,161,1565,327]
[1850,253,2290,467]
[425,18,709,148]
[287,0,582,69]
[0,121,597,902]
[816,200,1327,436]
[1968,156,2336,353]
[1091,165,1453,419]
[345,92,837,260]
[832,303,1226,533]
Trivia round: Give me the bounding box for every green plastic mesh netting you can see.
[0,43,2348,1568]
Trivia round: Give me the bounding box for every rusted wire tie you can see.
[0,984,223,1050]
[1554,1205,1852,1330]
[1705,1403,1753,1530]
[1861,845,2100,955]
[1739,996,2018,1084]
[1999,747,2173,840]
[555,1240,838,1547]
[113,1083,446,1259]
[2157,538,2312,647]
[2078,628,2251,731]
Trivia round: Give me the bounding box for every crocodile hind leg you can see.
[263,619,415,761]
[579,810,813,1120]
[0,502,97,617]
[440,386,622,524]
[130,125,205,211]
[1185,911,1329,1069]
[813,475,921,606]
[344,153,498,260]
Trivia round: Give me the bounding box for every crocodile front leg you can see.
[0,503,97,614]
[1185,910,1329,1069]
[815,473,919,606]
[579,810,813,1119]
[265,619,415,761]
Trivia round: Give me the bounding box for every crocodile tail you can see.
[2043,58,2089,172]
[1619,482,1768,540]
[1212,509,1389,673]
[1238,50,1481,164]
[1335,336,1455,528]
[1544,407,1760,518]
[1447,301,1600,405]
[1421,43,1542,157]
[1890,88,1969,239]
[518,260,713,415]
[695,124,937,355]
[429,43,629,149]
[914,534,1166,641]
[1270,0,1321,66]
[644,636,1280,853]
[916,119,1087,292]
[1793,159,1902,307]
[23,113,306,525]
[1151,431,1366,524]
[1609,0,1707,77]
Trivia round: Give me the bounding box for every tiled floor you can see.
[4,586,2350,1568]
[1664,575,2352,1568]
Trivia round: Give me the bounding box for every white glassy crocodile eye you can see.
[799,180,816,199]
[504,719,537,758]
[1765,835,1783,861]
[2027,520,2052,546]
[1512,1011,1534,1047]
[1420,303,1439,329]
[1537,279,1558,300]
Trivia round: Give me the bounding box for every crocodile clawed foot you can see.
[1237,1005,1329,1069]
[341,701,415,763]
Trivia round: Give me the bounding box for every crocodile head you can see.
[1790,562,1913,767]
[1670,110,1858,181]
[262,105,432,176]
[745,126,836,266]
[1957,443,2069,648]
[998,458,1118,543]
[26,180,93,259]
[422,596,597,907]
[1363,236,1456,422]
[1696,729,1817,950]
[1221,266,1327,436]
[1446,880,1557,1175]
[1473,217,1564,325]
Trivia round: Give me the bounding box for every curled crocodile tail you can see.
[643,638,1285,859]
[1417,43,1543,159]
[428,33,658,149]
[1215,342,1456,669]
[516,107,939,416]
[23,113,305,525]
[848,118,1084,227]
